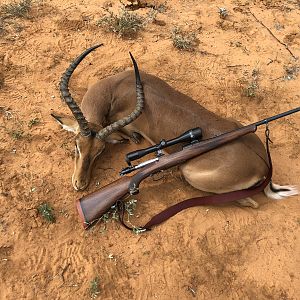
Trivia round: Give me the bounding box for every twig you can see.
[226,64,250,68]
[53,263,71,288]
[270,76,283,81]
[249,10,298,60]
[61,263,70,282]
[187,286,197,297]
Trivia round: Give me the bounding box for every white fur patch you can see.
[62,124,78,133]
[264,183,299,200]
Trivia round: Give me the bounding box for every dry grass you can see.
[97,6,145,38]
[171,27,198,51]
[11,129,23,139]
[0,0,32,19]
[28,117,40,128]
[243,81,258,98]
[0,0,32,38]
[241,69,260,98]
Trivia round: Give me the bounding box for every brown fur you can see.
[55,70,268,198]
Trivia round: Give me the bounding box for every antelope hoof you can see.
[131,132,143,144]
[236,198,259,209]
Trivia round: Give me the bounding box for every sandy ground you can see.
[0,0,300,299]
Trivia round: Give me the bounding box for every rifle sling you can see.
[119,126,273,232]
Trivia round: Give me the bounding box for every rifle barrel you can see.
[255,107,300,127]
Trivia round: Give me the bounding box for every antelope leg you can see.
[236,197,259,208]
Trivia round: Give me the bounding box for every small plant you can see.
[242,68,259,98]
[171,27,198,51]
[218,7,228,19]
[0,0,32,19]
[98,199,138,231]
[283,65,299,80]
[28,117,40,128]
[11,129,24,139]
[37,203,56,223]
[244,81,258,97]
[124,199,137,217]
[0,107,13,119]
[100,204,119,223]
[89,276,101,299]
[132,226,146,234]
[155,3,167,13]
[97,6,146,37]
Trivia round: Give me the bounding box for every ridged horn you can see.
[59,44,103,137]
[96,52,145,140]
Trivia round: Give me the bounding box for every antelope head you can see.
[52,45,144,191]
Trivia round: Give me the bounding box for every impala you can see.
[52,44,298,207]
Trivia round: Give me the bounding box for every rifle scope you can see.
[125,127,202,165]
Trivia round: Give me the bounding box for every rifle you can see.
[77,107,300,230]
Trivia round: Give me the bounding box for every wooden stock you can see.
[77,124,257,228]
[77,176,131,228]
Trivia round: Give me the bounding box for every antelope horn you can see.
[59,44,103,137]
[96,52,145,140]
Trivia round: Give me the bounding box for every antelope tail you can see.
[264,182,299,200]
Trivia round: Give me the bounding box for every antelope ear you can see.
[51,113,79,134]
[105,132,130,144]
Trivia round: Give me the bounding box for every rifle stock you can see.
[77,124,258,228]
[77,176,131,228]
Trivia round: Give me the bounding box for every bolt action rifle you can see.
[77,107,299,231]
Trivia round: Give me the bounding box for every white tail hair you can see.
[264,182,299,200]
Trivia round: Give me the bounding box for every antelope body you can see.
[52,45,298,207]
